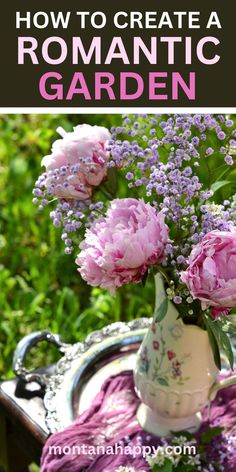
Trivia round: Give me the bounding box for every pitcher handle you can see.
[13,330,70,387]
[209,373,236,401]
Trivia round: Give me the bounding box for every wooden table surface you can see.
[0,377,49,472]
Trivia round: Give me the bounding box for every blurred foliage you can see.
[1,114,236,378]
[0,114,154,378]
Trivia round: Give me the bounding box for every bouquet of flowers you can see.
[33,114,236,370]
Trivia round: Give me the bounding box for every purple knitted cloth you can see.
[41,371,236,472]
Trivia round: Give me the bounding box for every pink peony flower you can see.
[76,199,169,294]
[211,307,231,319]
[41,124,110,200]
[181,229,236,308]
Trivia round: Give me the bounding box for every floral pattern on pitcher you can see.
[138,346,150,374]
[168,323,184,340]
[152,350,191,387]
[137,322,192,386]
[150,324,191,387]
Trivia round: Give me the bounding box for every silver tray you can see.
[13,318,236,434]
[13,318,151,433]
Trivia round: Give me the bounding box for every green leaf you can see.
[152,466,160,472]
[218,330,234,370]
[104,168,118,195]
[205,315,234,370]
[210,319,234,369]
[200,426,224,445]
[204,316,221,370]
[210,180,230,194]
[154,296,168,323]
[157,377,169,386]
[141,270,148,287]
[157,459,173,472]
[175,465,195,472]
[152,466,159,472]
[222,320,236,336]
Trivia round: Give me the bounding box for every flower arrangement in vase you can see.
[34,114,236,436]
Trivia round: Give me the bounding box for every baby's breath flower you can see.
[186,296,193,303]
[146,452,165,467]
[115,467,138,472]
[187,454,201,466]
[166,288,175,300]
[172,435,192,446]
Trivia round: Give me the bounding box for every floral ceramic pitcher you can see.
[134,273,236,436]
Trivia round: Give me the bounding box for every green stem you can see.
[216,163,236,182]
[205,158,212,188]
[157,326,166,371]
[156,265,172,286]
[99,186,113,200]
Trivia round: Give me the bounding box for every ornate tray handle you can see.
[12,330,70,387]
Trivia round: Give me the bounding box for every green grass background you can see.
[0,114,154,379]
